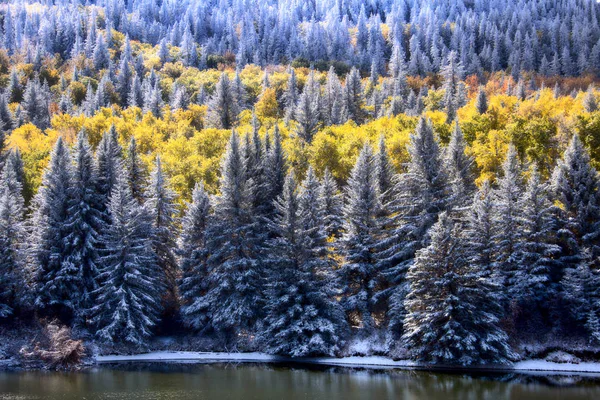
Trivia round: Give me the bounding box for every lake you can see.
[1,363,600,399]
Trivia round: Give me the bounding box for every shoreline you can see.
[94,351,600,376]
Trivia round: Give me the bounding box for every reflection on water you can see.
[1,363,600,400]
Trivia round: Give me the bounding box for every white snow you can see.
[96,351,600,375]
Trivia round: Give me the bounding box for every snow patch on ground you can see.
[96,351,600,374]
[545,351,582,364]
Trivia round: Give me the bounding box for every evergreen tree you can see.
[206,73,238,129]
[493,145,523,300]
[0,157,26,318]
[343,67,366,124]
[262,169,346,357]
[375,135,395,207]
[144,156,179,314]
[475,86,489,114]
[441,51,464,123]
[126,137,146,203]
[294,70,321,143]
[319,168,343,238]
[282,68,298,122]
[444,122,475,210]
[178,182,211,330]
[30,137,76,320]
[583,85,598,113]
[380,118,449,334]
[203,132,264,340]
[512,165,560,319]
[90,172,164,345]
[64,130,103,321]
[338,142,381,334]
[263,125,286,217]
[403,212,512,366]
[93,34,110,70]
[96,126,123,207]
[550,134,600,271]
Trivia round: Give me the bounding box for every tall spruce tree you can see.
[444,122,475,210]
[0,159,26,318]
[294,70,321,143]
[206,73,238,129]
[493,145,523,300]
[96,126,123,205]
[63,130,103,321]
[126,136,146,203]
[30,137,77,320]
[178,182,212,330]
[144,156,179,315]
[203,131,264,341]
[338,142,381,335]
[262,169,347,357]
[551,134,600,264]
[512,164,560,322]
[403,212,512,366]
[319,168,343,238]
[379,117,449,334]
[90,172,164,345]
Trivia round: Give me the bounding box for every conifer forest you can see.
[2,0,600,369]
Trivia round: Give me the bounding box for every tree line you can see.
[1,114,599,366]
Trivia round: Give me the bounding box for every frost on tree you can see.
[403,212,513,366]
[0,153,26,318]
[262,169,347,357]
[178,182,212,330]
[63,130,104,322]
[202,131,265,342]
[30,137,77,321]
[144,156,179,316]
[338,142,381,335]
[90,172,164,346]
[378,117,449,336]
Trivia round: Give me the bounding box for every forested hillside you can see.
[1,0,600,366]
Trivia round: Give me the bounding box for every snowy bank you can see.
[95,351,600,375]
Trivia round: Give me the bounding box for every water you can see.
[1,363,600,400]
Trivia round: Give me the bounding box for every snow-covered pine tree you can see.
[0,157,26,318]
[30,137,77,321]
[96,126,123,204]
[475,86,489,114]
[560,248,600,343]
[203,131,265,342]
[262,168,347,357]
[338,142,381,335]
[63,130,104,322]
[263,125,286,218]
[551,134,600,263]
[282,67,298,122]
[90,172,164,345]
[144,156,179,315]
[379,117,449,335]
[294,70,321,143]
[343,67,366,124]
[178,182,211,330]
[512,164,560,324]
[403,212,512,366]
[583,85,598,113]
[206,73,238,129]
[493,144,523,303]
[444,122,475,211]
[552,134,600,333]
[441,51,464,123]
[375,135,395,208]
[126,136,146,203]
[319,168,343,238]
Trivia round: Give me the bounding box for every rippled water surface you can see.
[1,363,600,400]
